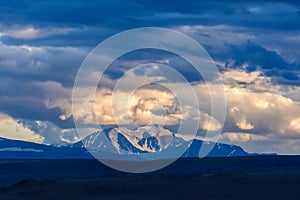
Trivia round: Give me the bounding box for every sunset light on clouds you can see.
[0,0,300,155]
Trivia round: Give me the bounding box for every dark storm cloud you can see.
[1,0,299,82]
[0,43,84,128]
[211,41,300,85]
[0,77,74,129]
[0,0,300,131]
[102,49,203,83]
[0,0,143,26]
[0,0,300,47]
[0,44,87,87]
[0,0,297,29]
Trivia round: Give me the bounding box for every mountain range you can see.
[0,126,249,159]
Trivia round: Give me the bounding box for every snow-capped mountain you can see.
[74,126,249,157]
[73,126,183,153]
[0,126,250,159]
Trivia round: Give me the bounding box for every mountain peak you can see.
[75,126,250,158]
[0,127,251,159]
[77,126,177,154]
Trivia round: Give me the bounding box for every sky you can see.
[0,0,300,154]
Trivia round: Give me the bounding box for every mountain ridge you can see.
[0,126,252,159]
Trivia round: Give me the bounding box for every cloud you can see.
[58,68,300,131]
[177,25,300,86]
[288,118,300,133]
[19,120,80,145]
[2,66,300,152]
[0,79,75,129]
[57,73,222,134]
[221,132,266,143]
[0,113,44,143]
[0,1,299,49]
[0,41,87,128]
[236,119,254,131]
[74,86,220,133]
[0,43,87,87]
[94,87,183,126]
[212,69,300,154]
[69,62,223,134]
[223,69,300,136]
[0,25,74,39]
[0,0,299,154]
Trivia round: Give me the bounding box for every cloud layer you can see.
[0,0,299,154]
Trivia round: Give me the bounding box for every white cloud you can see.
[19,120,81,145]
[95,87,182,126]
[55,68,300,129]
[224,69,300,137]
[222,132,266,143]
[288,118,300,133]
[223,70,261,84]
[236,119,254,130]
[0,113,44,143]
[23,67,300,153]
[2,26,75,39]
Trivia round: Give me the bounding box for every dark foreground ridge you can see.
[1,156,300,199]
